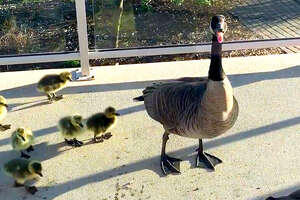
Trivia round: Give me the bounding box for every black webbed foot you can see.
[196,151,222,170]
[103,132,112,140]
[160,155,181,175]
[14,181,24,187]
[25,186,38,195]
[26,145,34,152]
[73,138,83,147]
[54,94,63,101]
[21,151,30,159]
[0,124,11,131]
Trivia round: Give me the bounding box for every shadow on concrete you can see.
[1,65,299,100]
[252,184,300,200]
[0,115,298,199]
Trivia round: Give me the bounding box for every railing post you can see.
[75,0,90,77]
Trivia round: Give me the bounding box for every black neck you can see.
[208,35,225,81]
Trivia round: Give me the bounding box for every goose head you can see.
[209,15,227,43]
[28,160,43,177]
[59,71,73,82]
[104,107,120,118]
[71,114,84,128]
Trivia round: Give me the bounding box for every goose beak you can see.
[115,113,120,116]
[216,31,223,43]
[37,172,43,177]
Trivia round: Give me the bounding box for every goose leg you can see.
[20,151,30,159]
[26,145,34,152]
[196,139,222,170]
[160,132,181,175]
[25,185,38,195]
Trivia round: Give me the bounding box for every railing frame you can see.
[0,0,300,74]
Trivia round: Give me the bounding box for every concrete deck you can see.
[0,53,300,200]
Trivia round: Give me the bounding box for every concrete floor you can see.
[0,53,300,200]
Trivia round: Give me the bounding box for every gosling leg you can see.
[26,145,34,152]
[160,132,181,175]
[25,185,38,195]
[196,139,222,170]
[93,133,104,143]
[20,151,30,159]
[0,124,11,131]
[65,139,82,147]
[47,93,54,104]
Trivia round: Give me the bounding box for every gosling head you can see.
[59,72,72,82]
[28,160,43,177]
[209,15,227,43]
[15,128,26,141]
[104,107,120,118]
[0,95,8,108]
[71,114,84,128]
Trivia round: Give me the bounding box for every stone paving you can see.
[231,0,300,53]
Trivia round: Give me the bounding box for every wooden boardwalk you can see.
[231,0,300,53]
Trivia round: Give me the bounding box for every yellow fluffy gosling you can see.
[0,95,11,131]
[3,158,42,195]
[11,127,34,159]
[37,71,72,103]
[86,107,120,143]
[58,114,85,147]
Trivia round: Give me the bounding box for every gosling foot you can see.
[65,139,83,147]
[14,181,24,187]
[196,151,222,171]
[54,94,63,101]
[21,151,30,159]
[93,137,104,143]
[26,145,34,152]
[0,124,11,131]
[103,132,112,140]
[160,155,181,175]
[25,186,38,195]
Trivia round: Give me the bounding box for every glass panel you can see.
[0,0,78,55]
[92,0,300,49]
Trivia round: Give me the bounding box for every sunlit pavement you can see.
[0,53,300,200]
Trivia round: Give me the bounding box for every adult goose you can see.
[133,15,239,175]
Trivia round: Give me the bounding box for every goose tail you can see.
[133,96,144,102]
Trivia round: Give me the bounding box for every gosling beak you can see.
[79,123,84,128]
[20,135,26,141]
[115,113,120,116]
[68,77,73,81]
[37,172,43,177]
[5,104,8,108]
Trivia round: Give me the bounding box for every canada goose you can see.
[86,107,120,143]
[266,190,300,200]
[0,95,11,131]
[133,15,239,175]
[37,71,72,103]
[3,158,43,194]
[11,127,34,159]
[58,114,85,147]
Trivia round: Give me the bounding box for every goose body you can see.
[86,107,119,143]
[37,71,72,103]
[11,128,35,159]
[133,15,239,175]
[0,95,11,131]
[3,158,43,194]
[58,114,85,147]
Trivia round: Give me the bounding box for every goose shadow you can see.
[3,115,296,200]
[1,65,299,99]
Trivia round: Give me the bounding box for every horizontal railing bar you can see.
[0,37,300,66]
[90,37,300,58]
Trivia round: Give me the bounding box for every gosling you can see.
[11,127,35,159]
[37,71,72,103]
[0,95,11,131]
[58,114,85,147]
[3,158,43,195]
[86,107,120,143]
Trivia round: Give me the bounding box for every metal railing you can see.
[0,0,300,79]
